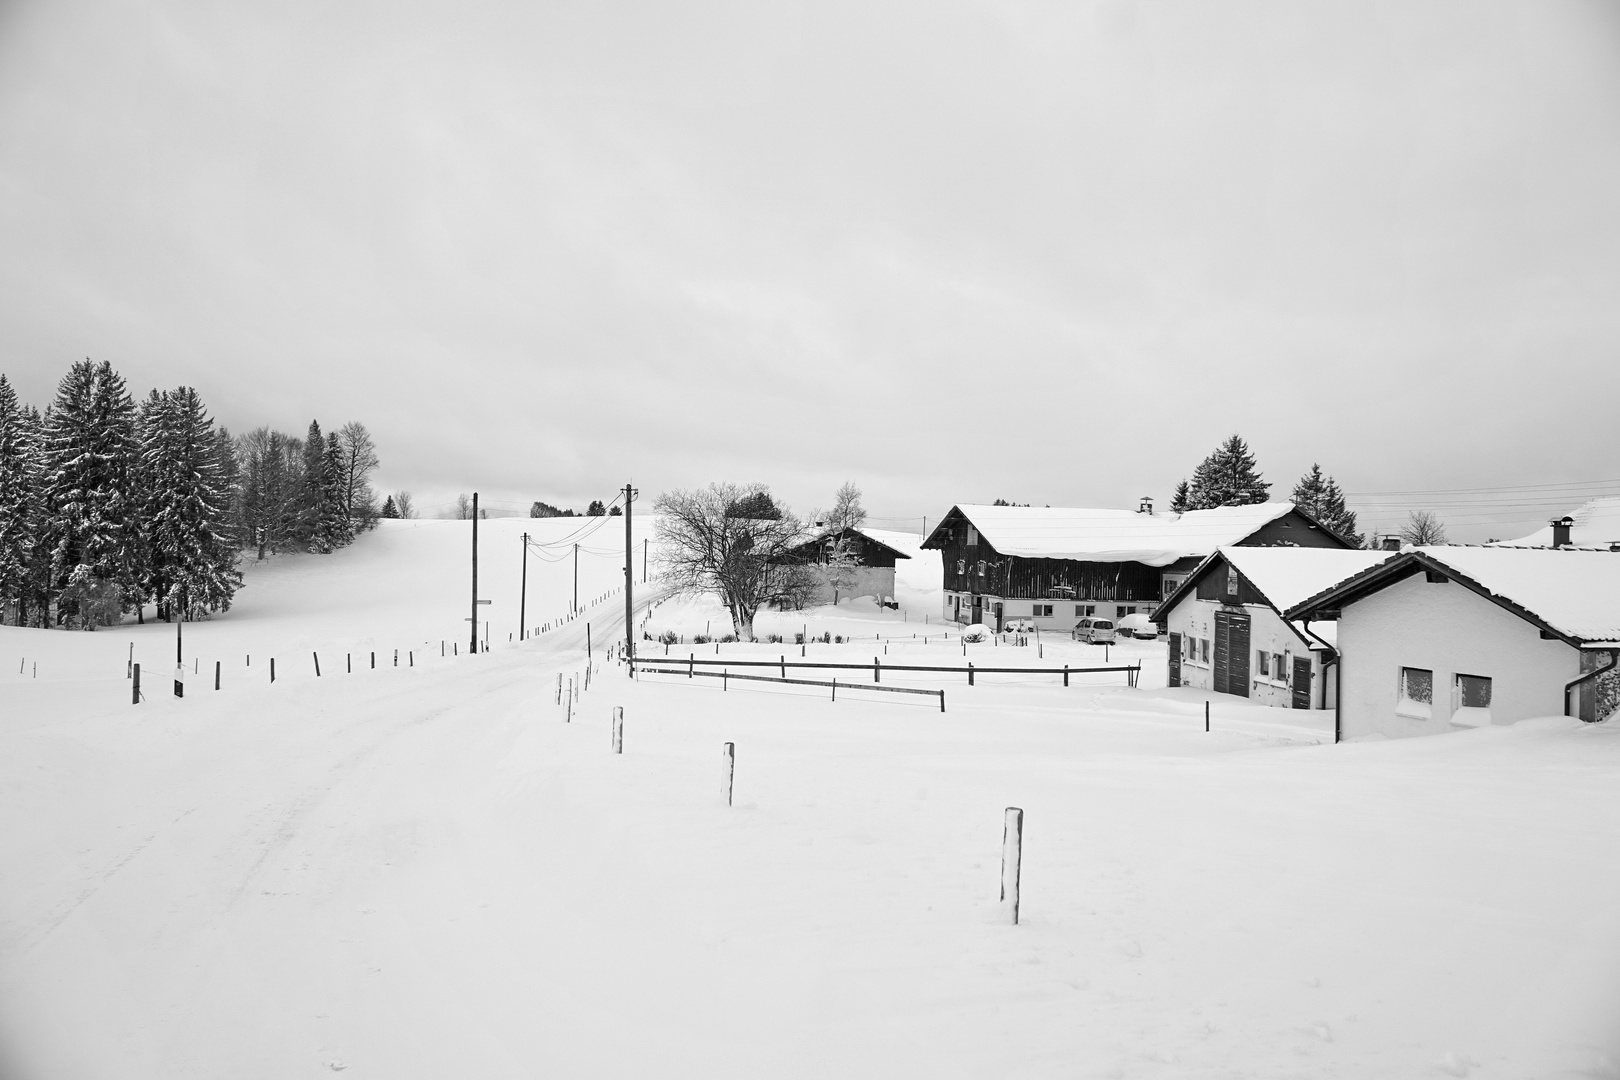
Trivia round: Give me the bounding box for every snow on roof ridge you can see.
[942,502,1299,567]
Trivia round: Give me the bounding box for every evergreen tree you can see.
[380,495,399,518]
[44,360,140,626]
[300,420,327,549]
[586,500,606,516]
[318,431,351,549]
[1290,464,1364,546]
[1169,480,1191,513]
[1184,434,1270,509]
[140,387,243,617]
[0,375,38,624]
[15,405,52,625]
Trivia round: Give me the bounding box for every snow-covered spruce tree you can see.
[1290,464,1363,546]
[14,405,52,625]
[319,430,352,549]
[1184,434,1270,509]
[235,427,304,558]
[213,426,244,547]
[44,359,140,627]
[0,375,40,625]
[1169,479,1191,513]
[300,420,328,550]
[140,386,243,618]
[380,495,399,518]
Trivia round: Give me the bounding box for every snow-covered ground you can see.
[3,521,1619,1079]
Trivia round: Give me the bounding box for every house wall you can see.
[1337,573,1579,739]
[941,592,1154,629]
[1164,598,1327,708]
[1239,512,1354,549]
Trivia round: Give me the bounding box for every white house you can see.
[1153,547,1391,709]
[1286,546,1620,741]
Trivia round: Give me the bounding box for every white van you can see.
[1116,613,1158,639]
[1072,617,1117,644]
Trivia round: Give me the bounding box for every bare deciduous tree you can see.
[455,493,473,520]
[393,490,415,519]
[337,421,380,526]
[654,482,816,640]
[1400,510,1448,546]
[830,481,866,531]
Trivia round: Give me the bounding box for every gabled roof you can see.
[1492,496,1620,550]
[921,502,1319,568]
[782,526,911,561]
[1151,547,1393,651]
[1286,546,1620,647]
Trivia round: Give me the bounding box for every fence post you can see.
[132,662,141,704]
[689,653,694,679]
[612,706,623,754]
[313,652,321,677]
[270,657,276,683]
[969,662,974,686]
[1002,807,1024,925]
[370,651,375,669]
[832,676,837,701]
[347,653,351,673]
[722,742,735,806]
[1063,663,1069,687]
[939,689,946,713]
[874,657,880,683]
[781,654,786,678]
[214,660,220,691]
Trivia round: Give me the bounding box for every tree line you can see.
[0,360,383,628]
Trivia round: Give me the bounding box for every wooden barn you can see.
[920,502,1352,632]
[775,526,911,607]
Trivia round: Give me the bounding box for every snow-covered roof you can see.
[1414,546,1620,644]
[932,502,1304,568]
[1219,547,1395,612]
[1288,545,1620,646]
[1492,496,1620,550]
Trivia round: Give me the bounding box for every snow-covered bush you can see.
[961,623,991,643]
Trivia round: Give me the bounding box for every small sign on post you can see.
[1002,806,1024,925]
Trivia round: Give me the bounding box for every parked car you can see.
[1116,613,1158,639]
[1072,617,1117,644]
[1002,618,1036,634]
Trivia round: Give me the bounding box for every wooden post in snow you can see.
[270,657,276,683]
[1002,807,1024,925]
[132,662,140,704]
[612,706,623,754]
[215,660,221,690]
[313,652,321,676]
[722,742,735,806]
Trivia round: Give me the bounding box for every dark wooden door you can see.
[1214,612,1251,698]
[971,595,982,625]
[1291,656,1312,709]
[1167,632,1181,687]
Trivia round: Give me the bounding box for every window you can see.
[1032,604,1053,617]
[1397,667,1434,719]
[956,559,966,575]
[1200,638,1210,664]
[1182,635,1193,658]
[1226,566,1240,598]
[976,560,986,576]
[1162,576,1183,596]
[1452,674,1493,727]
[1257,651,1270,677]
[1275,653,1287,681]
[966,526,978,546]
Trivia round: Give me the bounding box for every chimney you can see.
[1138,496,1154,515]
[1551,516,1574,549]
[1379,534,1402,552]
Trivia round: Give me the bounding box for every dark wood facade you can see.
[924,505,1351,610]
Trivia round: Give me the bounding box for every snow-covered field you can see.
[3,521,1619,1078]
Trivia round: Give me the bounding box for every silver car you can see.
[1072,617,1117,644]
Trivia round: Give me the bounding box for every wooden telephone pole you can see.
[519,532,529,641]
[470,492,479,655]
[624,482,636,668]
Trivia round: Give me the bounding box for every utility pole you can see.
[643,537,648,584]
[519,532,529,641]
[470,492,479,655]
[573,542,578,614]
[624,482,636,667]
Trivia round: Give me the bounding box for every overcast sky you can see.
[2,0,1618,540]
